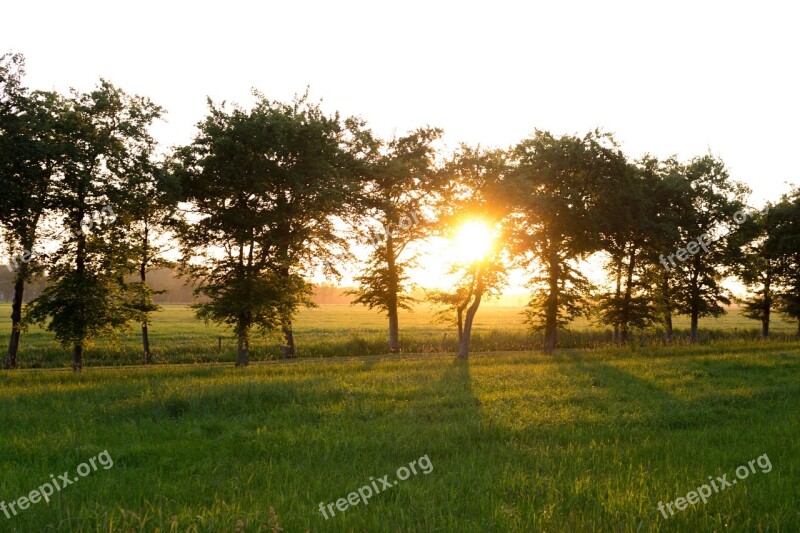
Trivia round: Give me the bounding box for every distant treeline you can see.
[0,268,353,305]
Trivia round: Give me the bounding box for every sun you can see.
[453,219,495,263]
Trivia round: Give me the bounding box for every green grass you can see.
[1,342,799,531]
[1,303,798,369]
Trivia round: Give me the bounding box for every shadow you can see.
[554,351,800,433]
[556,359,695,430]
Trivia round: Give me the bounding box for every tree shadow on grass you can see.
[559,355,800,432]
[553,358,694,430]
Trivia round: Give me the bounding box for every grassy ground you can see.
[1,342,798,531]
[1,303,798,368]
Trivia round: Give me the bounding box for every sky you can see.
[3,0,798,292]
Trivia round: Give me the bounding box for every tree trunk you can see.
[140,262,152,364]
[385,231,400,353]
[5,277,24,369]
[612,252,623,344]
[236,330,250,367]
[620,245,637,344]
[543,249,559,354]
[281,319,296,358]
[658,272,673,345]
[388,309,400,353]
[797,318,800,339]
[73,216,87,372]
[141,324,151,364]
[235,313,250,366]
[664,312,673,345]
[459,274,484,359]
[456,308,464,345]
[689,262,699,343]
[237,227,257,367]
[72,343,83,372]
[690,310,699,343]
[660,271,673,344]
[761,271,771,339]
[5,220,40,370]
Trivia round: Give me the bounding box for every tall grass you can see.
[0,303,797,368]
[1,343,799,531]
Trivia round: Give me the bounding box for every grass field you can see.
[1,342,799,531]
[1,302,799,369]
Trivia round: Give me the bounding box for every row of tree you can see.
[429,137,800,356]
[2,53,799,370]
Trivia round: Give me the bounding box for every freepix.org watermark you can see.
[318,454,433,520]
[3,204,116,273]
[657,453,772,519]
[1,450,114,520]
[366,207,422,247]
[658,206,767,272]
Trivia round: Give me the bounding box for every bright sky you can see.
[4,0,798,294]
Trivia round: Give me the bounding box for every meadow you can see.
[1,302,798,369]
[2,303,799,531]
[1,342,798,531]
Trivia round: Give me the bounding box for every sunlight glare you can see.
[454,220,494,263]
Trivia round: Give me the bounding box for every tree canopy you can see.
[2,52,799,369]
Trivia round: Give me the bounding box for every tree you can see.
[510,130,629,353]
[426,287,471,344]
[262,104,364,359]
[348,127,442,353]
[731,203,777,338]
[122,156,177,363]
[430,145,510,358]
[637,156,695,344]
[665,155,749,343]
[594,157,662,343]
[174,93,358,365]
[770,190,800,337]
[0,53,60,369]
[26,80,163,371]
[0,53,25,223]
